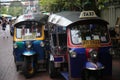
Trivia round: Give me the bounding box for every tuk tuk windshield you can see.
[70,24,110,44]
[16,24,42,40]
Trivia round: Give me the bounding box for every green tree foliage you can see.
[0,6,23,17]
[0,1,23,16]
[8,7,23,16]
[9,1,23,16]
[40,0,57,12]
[97,0,109,9]
[40,0,109,13]
[40,0,82,12]
[0,7,8,14]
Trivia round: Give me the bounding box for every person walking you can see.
[1,16,8,38]
[6,22,10,38]
[0,20,2,36]
[0,20,2,29]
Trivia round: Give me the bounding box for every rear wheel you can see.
[23,56,36,78]
[48,61,57,78]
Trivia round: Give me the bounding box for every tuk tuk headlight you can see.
[89,49,98,58]
[26,41,32,48]
[40,41,44,47]
[89,49,98,61]
[13,43,17,48]
[27,44,31,48]
[69,50,77,58]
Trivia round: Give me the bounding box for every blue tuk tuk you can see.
[13,12,48,78]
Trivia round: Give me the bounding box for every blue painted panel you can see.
[98,47,112,76]
[61,72,69,80]
[54,57,64,62]
[14,42,25,61]
[70,54,87,78]
[69,47,112,78]
[33,40,45,60]
[13,48,25,61]
[14,40,45,61]
[70,48,85,54]
[14,48,24,61]
[70,48,87,78]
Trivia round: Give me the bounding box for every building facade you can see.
[101,0,120,28]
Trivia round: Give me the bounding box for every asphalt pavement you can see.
[0,26,120,80]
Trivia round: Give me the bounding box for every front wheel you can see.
[23,56,36,78]
[82,69,102,80]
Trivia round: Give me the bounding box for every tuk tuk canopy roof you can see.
[48,11,109,27]
[0,14,12,20]
[14,12,49,27]
[0,14,12,18]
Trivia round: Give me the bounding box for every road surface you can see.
[0,29,120,80]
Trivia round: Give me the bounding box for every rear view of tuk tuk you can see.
[48,11,112,80]
[13,13,48,78]
[47,23,67,78]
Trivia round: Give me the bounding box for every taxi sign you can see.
[79,11,97,18]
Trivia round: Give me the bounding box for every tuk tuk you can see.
[48,11,112,80]
[13,13,48,78]
[47,21,67,78]
[114,17,120,57]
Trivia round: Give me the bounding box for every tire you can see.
[16,65,19,71]
[13,52,18,71]
[82,69,100,80]
[10,31,12,36]
[89,77,97,80]
[13,52,16,63]
[23,56,36,78]
[48,61,56,78]
[81,69,89,80]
